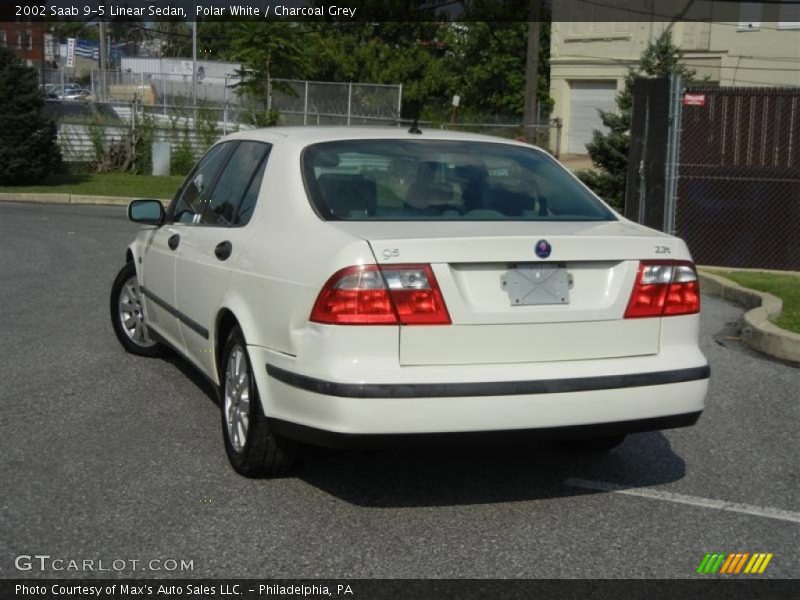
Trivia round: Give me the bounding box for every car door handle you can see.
[214,241,233,261]
[167,234,180,251]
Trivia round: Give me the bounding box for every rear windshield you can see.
[302,140,615,221]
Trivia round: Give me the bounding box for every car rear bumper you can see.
[267,411,703,449]
[266,363,709,398]
[251,347,709,442]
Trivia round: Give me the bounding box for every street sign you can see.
[44,34,54,61]
[683,93,706,107]
[452,94,460,107]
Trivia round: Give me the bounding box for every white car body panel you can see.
[174,223,254,375]
[126,127,709,443]
[138,225,183,350]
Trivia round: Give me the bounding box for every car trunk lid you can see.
[328,220,669,366]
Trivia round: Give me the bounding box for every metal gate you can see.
[624,76,677,231]
[676,87,800,270]
[625,80,800,270]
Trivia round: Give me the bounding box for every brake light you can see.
[624,260,700,318]
[310,264,451,325]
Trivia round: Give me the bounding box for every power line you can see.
[574,0,800,29]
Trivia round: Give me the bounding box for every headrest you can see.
[317,174,377,218]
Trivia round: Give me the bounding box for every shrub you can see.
[171,139,195,176]
[0,46,62,184]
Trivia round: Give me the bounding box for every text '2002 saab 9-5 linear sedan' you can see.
[110,127,709,477]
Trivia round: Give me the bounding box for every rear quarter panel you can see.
[223,139,378,357]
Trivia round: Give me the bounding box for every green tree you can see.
[229,22,311,112]
[443,19,552,121]
[307,22,453,120]
[306,17,552,124]
[577,30,695,209]
[0,46,62,184]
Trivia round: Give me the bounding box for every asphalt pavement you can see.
[1,202,798,579]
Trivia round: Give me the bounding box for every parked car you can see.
[110,127,709,477]
[45,83,93,101]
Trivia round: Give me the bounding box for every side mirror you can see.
[128,199,165,225]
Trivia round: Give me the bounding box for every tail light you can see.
[624,260,700,318]
[310,264,451,325]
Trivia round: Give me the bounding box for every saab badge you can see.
[535,239,552,259]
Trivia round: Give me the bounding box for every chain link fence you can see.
[42,69,562,172]
[625,78,799,270]
[44,69,404,126]
[624,77,672,229]
[676,87,800,271]
[400,105,561,155]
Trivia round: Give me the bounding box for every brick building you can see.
[0,21,46,67]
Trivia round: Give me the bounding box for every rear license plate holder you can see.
[501,263,572,305]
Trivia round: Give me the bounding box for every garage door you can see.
[568,81,618,154]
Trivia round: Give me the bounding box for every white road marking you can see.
[564,478,800,524]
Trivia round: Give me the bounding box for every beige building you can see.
[550,1,800,155]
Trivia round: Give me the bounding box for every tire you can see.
[220,325,298,477]
[565,434,627,453]
[110,262,163,357]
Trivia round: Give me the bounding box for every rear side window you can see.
[201,142,270,226]
[302,140,614,221]
[235,157,268,226]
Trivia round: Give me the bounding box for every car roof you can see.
[222,126,536,149]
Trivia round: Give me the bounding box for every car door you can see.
[140,142,234,352]
[139,224,183,350]
[174,141,272,379]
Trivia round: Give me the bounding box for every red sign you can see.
[683,93,707,107]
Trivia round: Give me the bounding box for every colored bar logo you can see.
[697,552,773,574]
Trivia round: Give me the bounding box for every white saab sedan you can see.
[111,127,709,477]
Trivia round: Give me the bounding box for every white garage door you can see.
[568,81,618,154]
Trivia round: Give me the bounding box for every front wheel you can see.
[110,262,163,357]
[221,325,298,477]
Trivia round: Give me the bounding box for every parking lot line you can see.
[564,478,800,524]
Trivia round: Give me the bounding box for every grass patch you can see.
[0,173,184,199]
[722,271,800,334]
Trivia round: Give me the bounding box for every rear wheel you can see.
[110,262,163,357]
[566,434,626,453]
[221,325,298,477]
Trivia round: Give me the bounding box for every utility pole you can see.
[99,8,107,102]
[99,20,107,71]
[40,24,46,85]
[191,21,197,106]
[522,0,541,143]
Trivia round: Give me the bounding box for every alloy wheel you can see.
[225,346,251,453]
[118,276,156,348]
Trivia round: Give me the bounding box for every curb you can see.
[0,193,169,207]
[698,268,800,364]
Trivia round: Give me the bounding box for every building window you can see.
[568,22,630,37]
[738,2,762,30]
[16,31,32,50]
[779,0,800,29]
